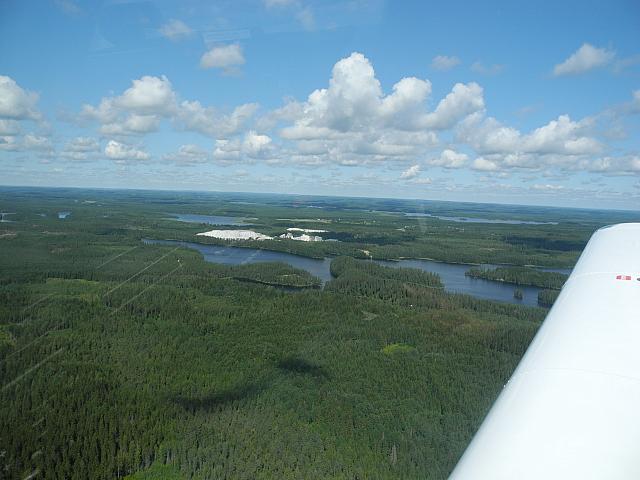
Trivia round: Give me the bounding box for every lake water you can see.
[167,214,250,226]
[144,239,334,283]
[404,212,557,225]
[58,211,71,219]
[144,239,550,307]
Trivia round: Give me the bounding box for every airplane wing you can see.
[450,223,640,480]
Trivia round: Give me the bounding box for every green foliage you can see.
[227,262,321,288]
[125,463,183,479]
[466,266,568,290]
[382,343,416,355]
[538,289,560,307]
[1,186,614,479]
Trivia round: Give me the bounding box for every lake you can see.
[144,239,551,307]
[58,211,71,219]
[404,212,558,225]
[167,213,250,226]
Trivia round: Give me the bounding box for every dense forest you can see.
[1,187,632,479]
[537,289,561,307]
[465,266,568,290]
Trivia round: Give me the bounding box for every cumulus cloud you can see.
[553,43,615,76]
[242,131,273,158]
[400,164,421,179]
[431,55,461,71]
[0,131,53,155]
[61,137,100,160]
[163,144,209,165]
[0,76,41,120]
[81,75,176,134]
[23,134,52,151]
[114,75,176,115]
[175,101,258,137]
[104,140,149,161]
[212,131,275,164]
[81,75,256,138]
[200,44,245,74]
[422,82,484,129]
[271,52,485,167]
[458,113,601,160]
[159,19,193,41]
[427,149,468,168]
[472,157,499,171]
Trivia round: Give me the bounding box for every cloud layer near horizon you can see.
[1,51,639,186]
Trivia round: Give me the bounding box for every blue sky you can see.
[1,0,639,209]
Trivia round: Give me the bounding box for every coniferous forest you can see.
[2,187,637,479]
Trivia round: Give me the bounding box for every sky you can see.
[1,0,639,209]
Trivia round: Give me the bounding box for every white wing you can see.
[450,223,640,480]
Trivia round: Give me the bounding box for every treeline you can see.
[330,257,441,287]
[226,262,321,288]
[466,266,568,290]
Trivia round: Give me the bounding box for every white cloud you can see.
[159,19,193,41]
[61,137,100,160]
[243,131,273,158]
[458,113,601,158]
[431,55,461,71]
[212,131,275,164]
[422,82,484,129]
[81,75,256,139]
[400,164,421,179]
[66,137,99,152]
[472,157,499,171]
[164,144,209,164]
[0,136,18,151]
[271,52,486,167]
[200,44,245,74]
[104,140,149,161]
[427,149,468,168]
[114,75,176,115]
[23,134,52,151]
[101,114,161,136]
[0,76,41,120]
[176,101,258,137]
[553,43,615,76]
[0,119,20,136]
[82,75,176,126]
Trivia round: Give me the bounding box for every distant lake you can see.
[58,211,71,219]
[405,212,558,225]
[144,239,553,307]
[167,213,250,226]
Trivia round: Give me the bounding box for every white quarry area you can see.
[286,227,328,233]
[279,232,323,242]
[197,230,273,241]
